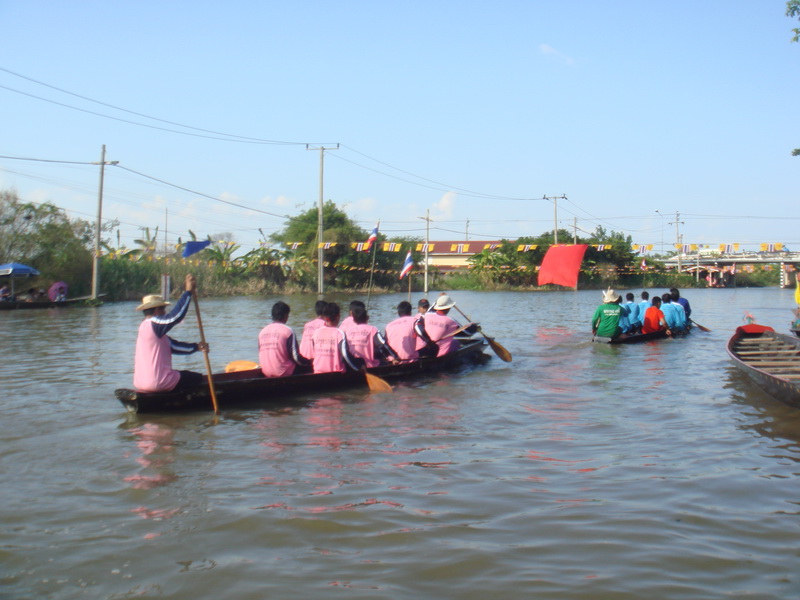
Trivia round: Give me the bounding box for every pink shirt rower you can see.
[299,300,328,360]
[309,302,361,374]
[385,301,419,361]
[258,302,308,377]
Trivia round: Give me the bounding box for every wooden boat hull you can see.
[593,327,691,344]
[0,295,100,310]
[115,339,490,414]
[727,324,800,409]
[0,300,70,310]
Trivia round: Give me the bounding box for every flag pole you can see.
[407,272,412,302]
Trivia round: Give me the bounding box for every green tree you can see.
[789,0,800,41]
[0,189,108,294]
[788,1,800,155]
[126,226,160,261]
[240,230,287,285]
[271,201,377,288]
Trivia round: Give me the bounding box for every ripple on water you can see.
[3,291,800,598]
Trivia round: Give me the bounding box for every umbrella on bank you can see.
[0,262,41,298]
[48,281,68,302]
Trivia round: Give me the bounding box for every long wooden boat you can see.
[0,295,101,310]
[727,323,800,409]
[115,339,490,414]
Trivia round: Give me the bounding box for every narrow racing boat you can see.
[115,339,490,414]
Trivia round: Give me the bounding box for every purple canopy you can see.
[48,281,68,302]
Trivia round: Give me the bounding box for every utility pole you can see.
[573,217,577,244]
[655,209,665,256]
[465,218,469,241]
[307,144,339,296]
[419,209,432,294]
[91,145,118,301]
[544,194,567,244]
[161,208,170,300]
[669,211,685,272]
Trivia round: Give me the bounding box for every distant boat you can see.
[0,295,103,311]
[0,262,40,299]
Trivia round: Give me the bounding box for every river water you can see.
[2,287,800,599]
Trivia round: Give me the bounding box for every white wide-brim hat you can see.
[602,288,620,303]
[136,294,170,311]
[432,294,456,311]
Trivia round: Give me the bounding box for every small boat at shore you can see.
[727,324,800,410]
[115,338,491,414]
[0,295,103,310]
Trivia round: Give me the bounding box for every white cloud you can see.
[432,192,456,219]
[539,43,575,66]
[354,196,376,213]
[258,194,291,207]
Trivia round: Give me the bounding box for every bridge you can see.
[661,251,800,287]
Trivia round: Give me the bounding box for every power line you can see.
[0,66,322,146]
[337,145,541,201]
[0,67,547,201]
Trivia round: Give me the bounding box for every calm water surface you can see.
[2,288,800,599]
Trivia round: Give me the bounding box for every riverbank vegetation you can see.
[0,189,782,300]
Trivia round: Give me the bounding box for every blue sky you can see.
[0,1,797,257]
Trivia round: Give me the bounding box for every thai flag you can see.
[365,223,379,251]
[399,251,413,279]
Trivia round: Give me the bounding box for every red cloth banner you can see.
[537,244,588,288]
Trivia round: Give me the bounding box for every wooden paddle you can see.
[690,319,711,332]
[363,368,393,393]
[192,290,220,414]
[452,305,512,362]
[442,322,473,339]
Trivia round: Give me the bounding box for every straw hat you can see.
[432,294,456,311]
[602,288,620,303]
[136,294,170,311]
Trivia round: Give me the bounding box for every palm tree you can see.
[124,226,159,261]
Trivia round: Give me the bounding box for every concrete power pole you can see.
[544,195,567,244]
[91,145,118,301]
[669,211,685,272]
[420,209,432,294]
[307,144,339,296]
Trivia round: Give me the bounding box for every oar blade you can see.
[690,319,711,332]
[487,337,513,362]
[365,371,393,393]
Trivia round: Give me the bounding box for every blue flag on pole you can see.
[182,240,212,258]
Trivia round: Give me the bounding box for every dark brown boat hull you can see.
[593,326,691,344]
[115,339,490,413]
